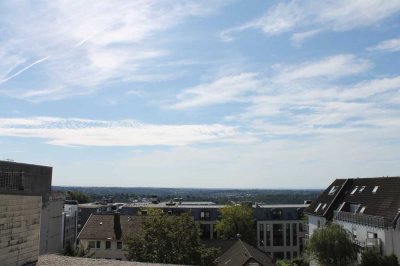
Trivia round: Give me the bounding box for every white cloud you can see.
[367,38,400,52]
[290,30,321,47]
[0,1,229,101]
[171,73,263,109]
[222,0,400,41]
[275,54,371,82]
[0,117,256,147]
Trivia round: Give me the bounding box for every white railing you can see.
[333,211,389,228]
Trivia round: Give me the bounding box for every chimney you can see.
[114,212,122,240]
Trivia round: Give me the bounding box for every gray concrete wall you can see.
[0,194,42,266]
[40,192,65,255]
[0,161,52,205]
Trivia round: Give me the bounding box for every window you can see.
[273,224,284,246]
[266,224,271,246]
[259,224,264,246]
[372,186,379,193]
[286,224,291,246]
[321,203,327,211]
[292,223,297,246]
[367,232,378,239]
[89,241,95,249]
[96,241,101,249]
[200,211,210,220]
[328,186,337,195]
[293,251,298,258]
[359,186,366,193]
[314,203,322,212]
[105,241,111,249]
[286,252,291,260]
[350,186,358,195]
[200,224,211,239]
[359,206,366,214]
[272,208,283,220]
[117,241,122,249]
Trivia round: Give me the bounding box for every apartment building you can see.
[77,213,143,260]
[62,200,79,248]
[120,201,223,240]
[305,177,400,260]
[255,204,308,261]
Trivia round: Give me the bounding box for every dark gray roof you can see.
[215,240,274,266]
[78,213,143,240]
[305,177,400,223]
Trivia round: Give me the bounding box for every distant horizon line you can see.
[52,185,324,190]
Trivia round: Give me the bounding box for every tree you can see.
[306,223,357,266]
[67,190,90,203]
[360,249,380,266]
[124,210,219,265]
[215,204,255,243]
[360,249,399,266]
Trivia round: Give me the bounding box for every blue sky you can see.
[1,0,400,188]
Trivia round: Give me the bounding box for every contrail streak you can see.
[0,56,49,84]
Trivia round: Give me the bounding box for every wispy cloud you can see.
[171,73,262,109]
[0,117,256,147]
[222,0,400,42]
[367,37,400,52]
[290,30,321,47]
[274,54,371,82]
[0,1,229,101]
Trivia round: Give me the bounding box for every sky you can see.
[1,0,400,189]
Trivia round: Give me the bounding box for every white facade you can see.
[79,239,126,260]
[62,202,78,248]
[307,215,326,238]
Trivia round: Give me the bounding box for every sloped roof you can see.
[305,177,400,223]
[215,240,274,266]
[78,213,143,240]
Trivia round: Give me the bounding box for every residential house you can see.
[77,213,142,260]
[305,177,400,260]
[215,239,274,266]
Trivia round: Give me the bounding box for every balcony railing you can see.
[354,238,382,253]
[333,211,389,228]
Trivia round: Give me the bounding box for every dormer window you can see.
[372,186,379,193]
[359,186,366,193]
[350,186,358,195]
[328,186,337,195]
[315,203,322,212]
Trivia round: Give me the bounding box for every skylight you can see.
[315,203,322,212]
[359,206,366,214]
[328,186,337,195]
[321,203,327,211]
[359,186,366,193]
[350,186,358,195]
[372,186,379,193]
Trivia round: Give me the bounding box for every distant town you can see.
[1,160,400,266]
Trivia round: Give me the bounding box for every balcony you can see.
[354,238,382,254]
[333,211,389,229]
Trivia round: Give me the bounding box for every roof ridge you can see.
[239,239,253,259]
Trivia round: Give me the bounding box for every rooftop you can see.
[38,254,182,266]
[78,213,143,240]
[305,176,400,224]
